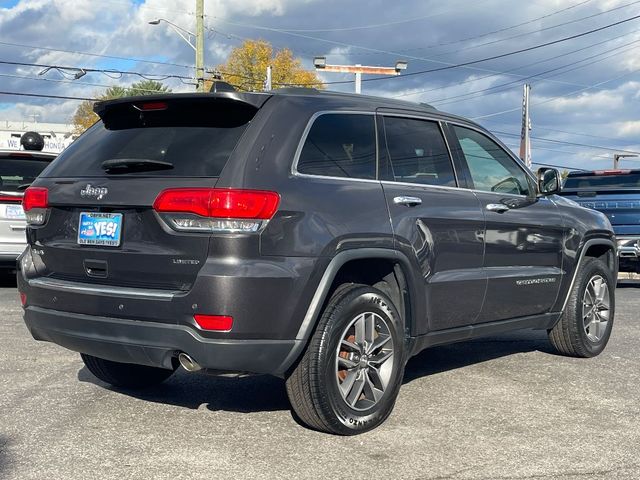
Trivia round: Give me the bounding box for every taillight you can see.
[22,187,49,226]
[153,188,280,233]
[194,314,233,332]
[0,194,22,204]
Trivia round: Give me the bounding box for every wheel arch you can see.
[560,237,617,313]
[279,248,421,375]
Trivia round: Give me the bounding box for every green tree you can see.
[71,81,172,134]
[211,39,323,92]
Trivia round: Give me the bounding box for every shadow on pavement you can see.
[403,329,553,384]
[79,330,555,414]
[78,366,290,413]
[0,274,17,289]
[616,280,640,289]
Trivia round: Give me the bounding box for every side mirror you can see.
[537,167,562,196]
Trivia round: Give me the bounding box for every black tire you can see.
[81,354,175,389]
[548,257,615,358]
[286,284,405,435]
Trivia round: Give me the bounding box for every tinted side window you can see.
[453,126,531,196]
[382,116,455,187]
[297,114,376,179]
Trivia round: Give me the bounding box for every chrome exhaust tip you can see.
[178,352,202,372]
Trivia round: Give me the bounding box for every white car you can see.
[0,149,56,272]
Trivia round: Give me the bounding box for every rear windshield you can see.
[42,99,257,178]
[0,155,53,192]
[564,173,640,190]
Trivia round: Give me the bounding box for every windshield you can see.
[564,173,640,190]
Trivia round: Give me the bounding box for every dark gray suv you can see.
[17,89,617,435]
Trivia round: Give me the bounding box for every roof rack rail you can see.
[272,87,320,94]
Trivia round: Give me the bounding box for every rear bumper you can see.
[24,305,300,375]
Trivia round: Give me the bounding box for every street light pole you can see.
[195,0,205,92]
[313,58,408,94]
[149,0,205,92]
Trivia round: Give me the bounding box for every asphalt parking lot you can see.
[1,279,639,480]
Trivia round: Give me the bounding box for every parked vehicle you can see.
[0,133,56,273]
[560,169,640,273]
[18,89,617,434]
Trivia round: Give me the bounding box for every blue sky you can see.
[1,0,639,171]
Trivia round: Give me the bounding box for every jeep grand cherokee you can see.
[18,89,617,435]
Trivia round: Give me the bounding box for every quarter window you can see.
[297,114,376,179]
[382,116,455,187]
[453,126,532,196]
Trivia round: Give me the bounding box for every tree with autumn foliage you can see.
[71,81,171,134]
[212,40,323,92]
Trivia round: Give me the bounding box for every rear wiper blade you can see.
[17,183,31,191]
[101,158,174,173]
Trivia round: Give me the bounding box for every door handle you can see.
[393,196,422,207]
[486,203,510,213]
[9,225,26,231]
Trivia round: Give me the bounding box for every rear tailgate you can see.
[561,171,640,235]
[27,94,264,291]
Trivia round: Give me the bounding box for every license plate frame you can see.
[77,212,123,247]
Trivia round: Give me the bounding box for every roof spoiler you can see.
[93,92,270,119]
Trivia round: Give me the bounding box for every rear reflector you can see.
[19,292,26,307]
[194,314,233,332]
[22,187,48,211]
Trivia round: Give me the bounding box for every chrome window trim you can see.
[290,110,378,181]
[28,277,178,301]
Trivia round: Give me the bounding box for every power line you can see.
[496,131,640,155]
[361,13,640,84]
[403,0,595,52]
[531,161,590,171]
[471,65,640,120]
[432,0,640,58]
[0,59,193,81]
[0,40,194,70]
[216,13,640,86]
[430,37,640,107]
[0,91,96,101]
[0,72,190,94]
[243,0,493,33]
[391,27,638,99]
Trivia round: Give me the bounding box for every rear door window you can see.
[381,116,456,186]
[42,99,257,178]
[296,113,376,180]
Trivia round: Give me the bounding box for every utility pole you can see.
[519,84,532,170]
[613,153,638,169]
[195,0,205,92]
[313,57,407,94]
[264,65,272,91]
